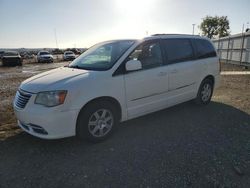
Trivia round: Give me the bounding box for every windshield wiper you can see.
[69,65,89,70]
[69,65,81,69]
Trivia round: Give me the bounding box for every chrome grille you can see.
[15,90,32,109]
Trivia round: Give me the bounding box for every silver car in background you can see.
[37,51,54,63]
[63,51,76,61]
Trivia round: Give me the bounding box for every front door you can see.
[124,40,169,118]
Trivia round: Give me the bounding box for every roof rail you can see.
[151,33,200,37]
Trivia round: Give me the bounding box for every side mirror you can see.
[125,60,142,71]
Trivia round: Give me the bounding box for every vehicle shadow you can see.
[1,101,250,188]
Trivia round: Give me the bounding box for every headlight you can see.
[35,90,67,107]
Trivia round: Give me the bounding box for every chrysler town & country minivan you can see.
[13,34,220,142]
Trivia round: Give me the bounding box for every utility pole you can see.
[54,28,58,48]
[192,24,195,35]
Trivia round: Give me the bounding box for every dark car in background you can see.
[1,51,22,66]
[37,51,54,63]
[0,51,4,59]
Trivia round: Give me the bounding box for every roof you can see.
[143,33,207,40]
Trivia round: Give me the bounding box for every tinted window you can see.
[162,39,194,63]
[194,39,216,59]
[128,41,163,69]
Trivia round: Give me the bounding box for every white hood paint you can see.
[21,67,90,93]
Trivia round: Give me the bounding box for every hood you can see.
[40,54,53,58]
[3,55,20,58]
[21,67,90,93]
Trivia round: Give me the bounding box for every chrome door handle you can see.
[171,69,178,74]
[158,72,167,76]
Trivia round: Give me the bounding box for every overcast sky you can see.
[0,0,249,48]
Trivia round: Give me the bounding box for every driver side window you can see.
[128,41,163,69]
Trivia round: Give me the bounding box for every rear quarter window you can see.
[162,39,194,64]
[193,39,217,59]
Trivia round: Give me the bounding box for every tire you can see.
[76,101,118,142]
[195,78,214,105]
[17,59,22,66]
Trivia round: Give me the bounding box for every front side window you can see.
[128,41,163,69]
[162,39,194,63]
[69,40,135,71]
[194,39,217,59]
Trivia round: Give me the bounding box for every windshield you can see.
[69,40,135,71]
[65,52,74,55]
[40,51,50,55]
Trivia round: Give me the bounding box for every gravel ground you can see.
[0,62,250,187]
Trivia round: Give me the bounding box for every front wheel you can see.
[195,79,214,105]
[76,101,118,142]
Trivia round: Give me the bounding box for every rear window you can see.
[162,39,194,63]
[193,39,217,59]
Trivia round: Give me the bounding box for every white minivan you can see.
[14,34,220,142]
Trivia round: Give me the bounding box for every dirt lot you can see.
[0,61,69,139]
[0,62,250,187]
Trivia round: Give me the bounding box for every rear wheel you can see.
[76,101,118,142]
[195,78,214,105]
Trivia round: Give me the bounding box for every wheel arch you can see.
[203,75,215,86]
[77,96,122,123]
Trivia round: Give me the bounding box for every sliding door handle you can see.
[158,72,167,76]
[171,69,178,74]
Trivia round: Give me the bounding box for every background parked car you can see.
[63,51,76,61]
[1,51,22,66]
[37,51,54,63]
[0,51,4,59]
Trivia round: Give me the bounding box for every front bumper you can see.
[14,103,79,139]
[64,56,76,60]
[38,58,53,62]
